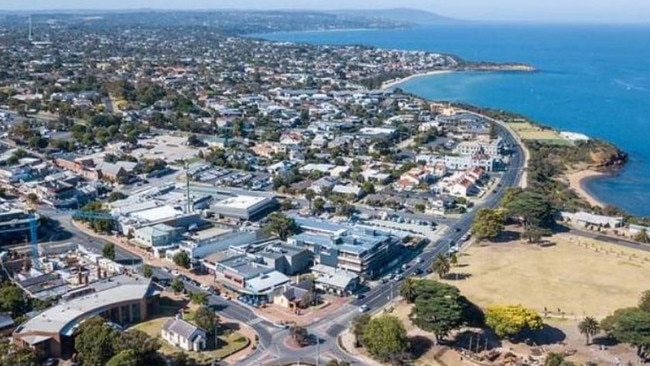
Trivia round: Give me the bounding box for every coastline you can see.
[567,170,607,208]
[381,70,453,90]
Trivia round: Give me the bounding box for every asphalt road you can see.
[352,123,524,314]
[37,206,142,265]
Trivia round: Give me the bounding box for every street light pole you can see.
[317,335,321,366]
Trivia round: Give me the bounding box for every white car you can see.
[359,304,369,313]
[200,284,211,291]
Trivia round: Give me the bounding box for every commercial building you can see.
[211,194,278,221]
[213,254,290,296]
[287,217,401,279]
[311,264,359,296]
[13,274,159,359]
[0,206,39,245]
[133,224,178,248]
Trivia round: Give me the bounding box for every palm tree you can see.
[449,253,458,267]
[578,316,600,345]
[431,254,451,279]
[399,277,418,303]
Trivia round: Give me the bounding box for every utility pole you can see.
[316,335,320,366]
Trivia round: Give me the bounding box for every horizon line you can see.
[2,8,649,26]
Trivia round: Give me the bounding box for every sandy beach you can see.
[568,170,606,208]
[380,70,453,90]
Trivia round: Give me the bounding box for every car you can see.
[356,293,365,300]
[200,284,211,291]
[415,257,423,264]
[381,277,389,284]
[42,358,58,366]
[425,268,433,274]
[394,274,403,281]
[359,304,369,313]
[414,268,423,275]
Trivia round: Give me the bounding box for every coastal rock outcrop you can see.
[588,145,628,171]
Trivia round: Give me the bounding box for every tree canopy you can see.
[173,251,191,269]
[430,254,450,279]
[0,338,38,366]
[577,316,600,345]
[471,208,505,241]
[362,315,409,364]
[503,189,555,229]
[74,317,120,366]
[485,304,543,339]
[103,243,116,260]
[601,307,650,359]
[264,212,298,240]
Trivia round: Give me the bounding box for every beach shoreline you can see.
[568,170,607,208]
[381,70,453,90]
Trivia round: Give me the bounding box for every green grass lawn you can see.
[134,317,249,362]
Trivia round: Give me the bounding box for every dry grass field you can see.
[436,233,650,318]
[508,122,572,145]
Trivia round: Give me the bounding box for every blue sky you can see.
[2,0,649,23]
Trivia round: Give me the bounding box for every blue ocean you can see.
[261,24,650,216]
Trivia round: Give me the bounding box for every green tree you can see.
[544,352,577,366]
[485,304,543,339]
[577,317,600,345]
[431,254,450,279]
[106,349,140,366]
[640,290,650,313]
[351,313,371,347]
[449,252,458,267]
[191,292,208,305]
[410,294,464,344]
[173,251,191,269]
[112,329,161,365]
[361,182,376,195]
[634,229,650,244]
[313,197,326,214]
[143,265,153,278]
[0,337,38,366]
[471,208,505,241]
[74,316,120,366]
[504,190,555,229]
[400,277,418,303]
[362,315,409,364]
[102,243,116,260]
[264,212,298,240]
[168,352,199,366]
[602,307,650,359]
[26,193,38,206]
[304,189,315,211]
[108,191,128,202]
[0,283,28,317]
[194,306,219,348]
[171,278,185,294]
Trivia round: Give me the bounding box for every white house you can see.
[161,316,207,352]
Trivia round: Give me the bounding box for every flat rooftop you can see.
[214,195,268,210]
